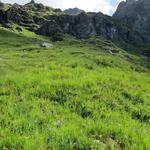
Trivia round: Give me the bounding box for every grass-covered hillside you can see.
[0,28,150,150]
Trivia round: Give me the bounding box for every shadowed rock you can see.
[36,20,62,36]
[38,12,144,43]
[6,4,34,25]
[0,0,149,44]
[113,0,150,42]
[0,8,6,23]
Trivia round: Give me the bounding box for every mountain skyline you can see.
[1,0,124,15]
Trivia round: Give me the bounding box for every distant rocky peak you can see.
[29,0,35,4]
[64,7,84,15]
[25,0,40,7]
[25,0,44,10]
[25,0,36,6]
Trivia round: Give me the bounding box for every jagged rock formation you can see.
[38,12,143,43]
[113,0,150,42]
[2,0,61,25]
[24,0,45,11]
[36,0,150,43]
[64,8,84,15]
[6,4,34,25]
[0,0,149,44]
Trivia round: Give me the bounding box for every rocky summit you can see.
[113,0,150,42]
[0,0,149,44]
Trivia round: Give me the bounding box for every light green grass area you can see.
[0,29,150,150]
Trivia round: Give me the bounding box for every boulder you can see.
[41,42,53,48]
[4,23,12,28]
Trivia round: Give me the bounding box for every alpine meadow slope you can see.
[0,0,150,150]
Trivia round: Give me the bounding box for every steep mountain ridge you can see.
[0,0,149,45]
[113,0,150,41]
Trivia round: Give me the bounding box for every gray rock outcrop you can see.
[41,42,53,48]
[0,0,149,44]
[36,20,62,36]
[113,0,150,42]
[37,12,144,43]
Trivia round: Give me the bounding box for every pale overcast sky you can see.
[2,0,124,15]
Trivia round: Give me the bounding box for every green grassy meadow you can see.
[0,28,150,149]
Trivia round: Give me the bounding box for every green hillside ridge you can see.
[0,28,150,149]
[0,0,62,16]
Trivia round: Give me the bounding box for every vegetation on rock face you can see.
[0,27,150,149]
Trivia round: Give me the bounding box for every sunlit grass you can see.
[0,29,150,149]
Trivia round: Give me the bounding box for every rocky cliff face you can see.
[113,0,150,42]
[46,13,96,39]
[38,12,143,43]
[37,0,150,43]
[0,0,149,44]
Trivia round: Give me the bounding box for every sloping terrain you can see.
[0,28,150,149]
[0,0,150,149]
